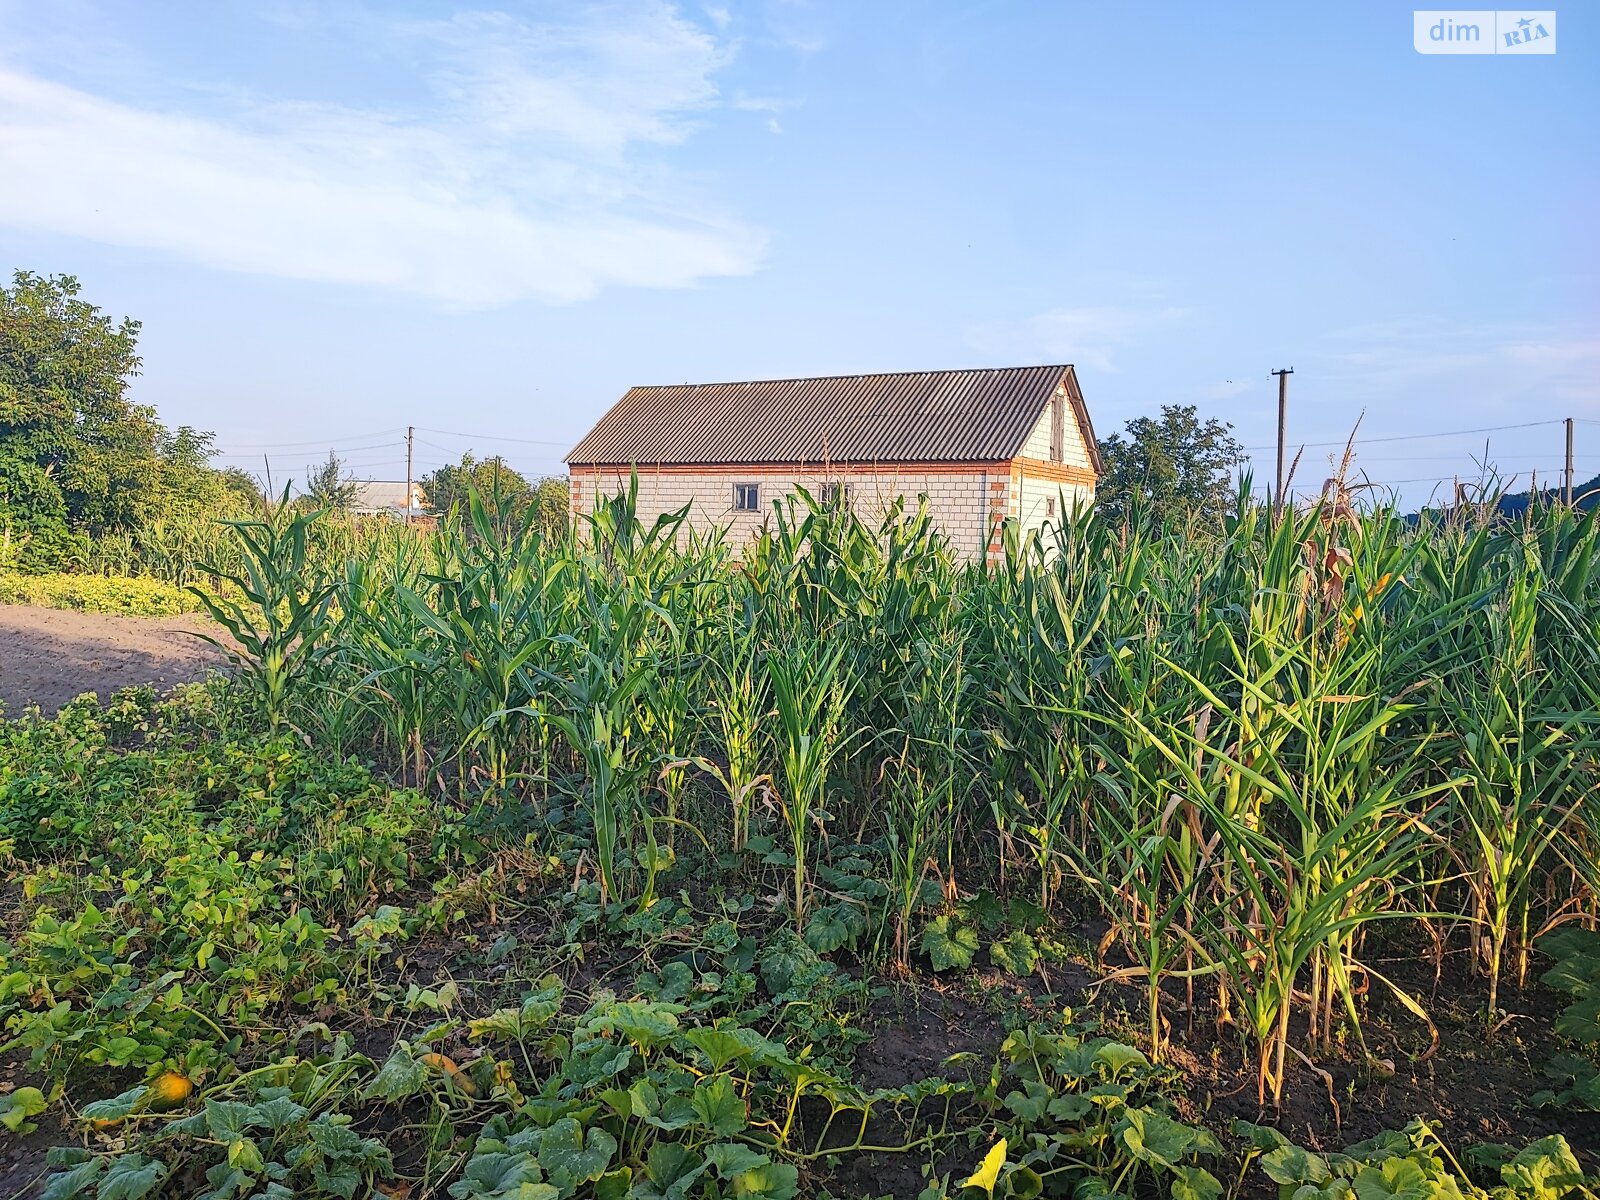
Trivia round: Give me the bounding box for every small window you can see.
[1046,496,1056,519]
[820,482,854,508]
[733,482,760,512]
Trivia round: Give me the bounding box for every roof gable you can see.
[566,365,1081,466]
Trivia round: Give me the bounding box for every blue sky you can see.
[1,2,1595,505]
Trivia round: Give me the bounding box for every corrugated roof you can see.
[351,481,422,511]
[566,365,1086,466]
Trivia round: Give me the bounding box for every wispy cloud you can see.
[0,3,766,307]
[964,305,1186,372]
[1312,317,1600,413]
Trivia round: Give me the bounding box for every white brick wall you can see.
[570,466,1000,561]
[1015,472,1095,547]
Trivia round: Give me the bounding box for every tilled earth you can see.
[0,604,225,716]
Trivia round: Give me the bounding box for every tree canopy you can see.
[0,271,158,566]
[0,272,264,568]
[1095,404,1246,526]
[303,450,357,512]
[421,453,568,536]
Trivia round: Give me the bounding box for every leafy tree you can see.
[532,475,571,537]
[0,271,156,568]
[219,467,267,515]
[421,455,570,538]
[422,453,523,519]
[1095,404,1245,526]
[303,450,357,512]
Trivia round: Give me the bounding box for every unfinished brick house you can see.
[565,365,1101,564]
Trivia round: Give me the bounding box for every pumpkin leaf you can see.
[98,1156,169,1200]
[536,1118,618,1193]
[989,931,1040,977]
[921,915,979,972]
[691,1074,746,1137]
[960,1139,1007,1197]
[82,1087,148,1123]
[0,1086,47,1133]
[732,1161,799,1199]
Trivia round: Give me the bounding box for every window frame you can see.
[819,481,855,508]
[732,481,760,512]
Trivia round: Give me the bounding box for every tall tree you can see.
[0,271,155,567]
[1095,404,1246,526]
[303,450,357,512]
[422,453,531,520]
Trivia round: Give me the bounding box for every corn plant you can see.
[188,492,336,731]
[767,640,857,934]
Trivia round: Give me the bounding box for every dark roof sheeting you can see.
[566,365,1080,466]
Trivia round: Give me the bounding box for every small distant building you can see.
[350,480,427,520]
[565,365,1101,563]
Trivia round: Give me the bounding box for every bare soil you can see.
[0,604,226,716]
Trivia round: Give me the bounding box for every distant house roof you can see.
[351,480,424,513]
[566,365,1100,468]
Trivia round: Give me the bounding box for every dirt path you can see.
[0,604,228,715]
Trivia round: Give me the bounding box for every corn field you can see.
[197,480,1600,1109]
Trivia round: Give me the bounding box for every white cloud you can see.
[414,7,728,154]
[964,305,1185,372]
[0,4,766,307]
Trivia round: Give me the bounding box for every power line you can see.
[1331,451,1597,463]
[213,441,404,460]
[417,426,574,448]
[213,428,404,451]
[1242,418,1563,452]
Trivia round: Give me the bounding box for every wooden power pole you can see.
[1271,368,1294,517]
[1566,417,1575,507]
[405,426,415,525]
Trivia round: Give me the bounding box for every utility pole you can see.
[405,425,415,525]
[1271,368,1293,517]
[1566,417,1575,507]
